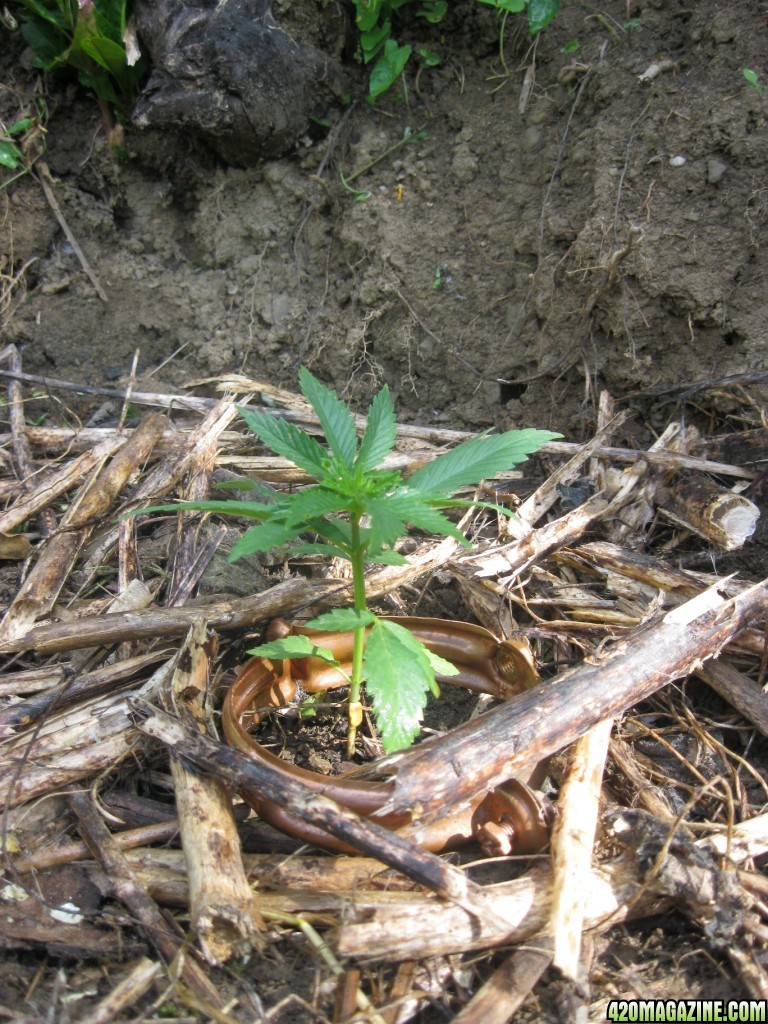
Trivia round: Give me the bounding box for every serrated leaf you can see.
[306,608,377,631]
[370,492,470,545]
[238,406,330,480]
[248,636,340,664]
[312,517,354,550]
[212,478,276,498]
[407,429,560,495]
[299,367,358,469]
[366,548,408,566]
[356,384,397,472]
[365,499,409,552]
[284,486,353,528]
[132,498,278,521]
[228,522,301,561]
[364,620,434,752]
[424,647,459,677]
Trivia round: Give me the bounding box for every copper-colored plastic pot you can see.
[222,617,553,854]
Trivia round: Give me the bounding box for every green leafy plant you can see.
[11,0,144,119]
[743,68,768,97]
[0,103,46,189]
[140,369,559,754]
[0,117,32,170]
[353,0,560,102]
[475,0,559,35]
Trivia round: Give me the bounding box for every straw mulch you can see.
[1,347,768,1022]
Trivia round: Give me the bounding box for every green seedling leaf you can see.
[8,117,32,136]
[354,0,382,33]
[283,486,356,529]
[423,647,458,694]
[527,0,560,33]
[228,521,302,560]
[356,383,397,472]
[364,620,436,751]
[361,20,391,60]
[418,48,441,67]
[408,429,561,495]
[93,0,127,44]
[306,608,378,631]
[0,141,22,169]
[743,68,763,94]
[366,548,408,566]
[127,498,277,521]
[212,478,276,496]
[475,0,525,10]
[248,635,341,665]
[238,406,330,479]
[299,366,358,469]
[560,39,580,54]
[366,493,468,549]
[417,0,446,23]
[369,39,412,102]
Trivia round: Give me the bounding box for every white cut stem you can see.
[550,716,613,980]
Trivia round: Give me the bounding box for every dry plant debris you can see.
[1,344,768,1020]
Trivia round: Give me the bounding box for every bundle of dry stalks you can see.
[1,345,767,1022]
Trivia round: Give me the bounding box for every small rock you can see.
[707,158,728,184]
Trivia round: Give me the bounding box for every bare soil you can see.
[1,0,768,1020]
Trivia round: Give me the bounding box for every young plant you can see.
[353,0,560,102]
[142,368,559,754]
[743,69,768,98]
[12,0,145,122]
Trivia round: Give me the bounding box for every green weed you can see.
[353,0,560,102]
[11,0,145,119]
[743,68,768,97]
[137,368,559,754]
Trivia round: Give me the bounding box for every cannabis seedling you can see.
[143,369,559,754]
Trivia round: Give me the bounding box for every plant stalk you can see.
[347,513,368,755]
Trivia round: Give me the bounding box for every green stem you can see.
[347,512,368,754]
[348,512,368,707]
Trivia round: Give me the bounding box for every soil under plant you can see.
[1,0,768,1020]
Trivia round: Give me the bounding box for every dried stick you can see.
[0,647,168,734]
[0,657,177,810]
[0,576,342,655]
[69,787,224,1007]
[12,820,182,873]
[608,808,768,1000]
[4,343,56,539]
[136,705,510,934]
[658,473,759,550]
[694,661,768,738]
[37,163,108,301]
[454,492,630,581]
[515,411,628,528]
[0,412,166,642]
[450,943,553,1024]
[0,433,127,537]
[122,849,417,904]
[1,527,468,656]
[167,621,262,964]
[167,418,219,606]
[0,369,757,476]
[74,958,162,1024]
[550,717,613,980]
[333,854,668,961]
[381,581,768,825]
